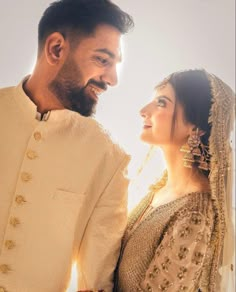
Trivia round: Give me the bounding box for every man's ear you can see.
[44,32,66,65]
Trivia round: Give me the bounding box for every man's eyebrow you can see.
[156,95,173,103]
[94,48,122,62]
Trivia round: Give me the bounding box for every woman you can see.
[114,69,235,291]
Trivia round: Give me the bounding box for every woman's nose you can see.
[140,103,151,118]
[140,108,146,118]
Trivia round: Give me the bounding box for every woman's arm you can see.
[140,210,213,291]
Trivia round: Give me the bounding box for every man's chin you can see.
[71,103,96,117]
[65,91,97,117]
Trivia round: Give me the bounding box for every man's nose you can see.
[101,66,118,87]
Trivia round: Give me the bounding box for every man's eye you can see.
[96,56,109,65]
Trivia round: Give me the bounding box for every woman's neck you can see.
[161,145,210,194]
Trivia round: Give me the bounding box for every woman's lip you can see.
[143,125,152,129]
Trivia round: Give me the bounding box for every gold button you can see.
[15,195,27,205]
[27,150,38,160]
[5,240,15,250]
[0,287,7,292]
[34,131,42,141]
[0,264,11,274]
[21,172,32,182]
[10,217,20,227]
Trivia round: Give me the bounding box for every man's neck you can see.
[23,75,64,114]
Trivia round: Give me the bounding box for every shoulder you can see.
[167,192,215,236]
[0,76,30,102]
[179,191,214,216]
[0,86,18,114]
[0,79,25,107]
[70,112,130,161]
[0,85,15,99]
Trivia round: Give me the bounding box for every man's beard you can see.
[49,58,106,117]
[66,86,96,117]
[50,81,97,117]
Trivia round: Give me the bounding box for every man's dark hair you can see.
[38,0,134,52]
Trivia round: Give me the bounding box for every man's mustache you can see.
[88,80,107,91]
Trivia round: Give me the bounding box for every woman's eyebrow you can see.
[156,95,173,103]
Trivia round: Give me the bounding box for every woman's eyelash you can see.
[156,98,166,107]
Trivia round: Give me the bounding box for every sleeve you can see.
[140,211,212,292]
[77,153,130,292]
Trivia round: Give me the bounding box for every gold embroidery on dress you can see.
[177,266,188,280]
[192,251,204,265]
[178,225,192,238]
[161,256,171,272]
[178,246,189,260]
[158,278,173,291]
[177,285,188,291]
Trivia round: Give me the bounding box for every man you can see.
[0,0,134,291]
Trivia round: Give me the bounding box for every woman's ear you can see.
[44,32,66,65]
[191,126,206,137]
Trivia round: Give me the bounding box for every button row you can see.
[0,131,42,291]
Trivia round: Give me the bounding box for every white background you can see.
[1,0,234,208]
[0,1,235,290]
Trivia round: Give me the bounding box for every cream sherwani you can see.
[0,80,130,292]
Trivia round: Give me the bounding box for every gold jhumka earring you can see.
[180,128,210,171]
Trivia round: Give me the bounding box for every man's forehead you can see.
[73,24,123,61]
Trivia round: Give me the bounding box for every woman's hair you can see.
[38,0,134,52]
[157,69,213,145]
[157,69,213,175]
[169,70,212,144]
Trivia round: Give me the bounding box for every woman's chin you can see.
[140,133,152,144]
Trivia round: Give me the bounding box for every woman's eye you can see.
[156,98,166,107]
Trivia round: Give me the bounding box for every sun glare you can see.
[67,262,78,292]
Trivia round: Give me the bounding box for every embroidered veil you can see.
[206,72,235,291]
